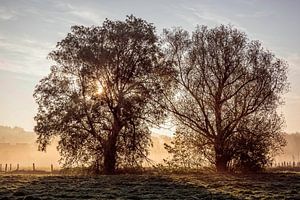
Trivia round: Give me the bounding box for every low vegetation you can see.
[0,172,299,199]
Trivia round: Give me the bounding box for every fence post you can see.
[33,163,35,171]
[17,164,19,171]
[5,164,7,172]
[51,164,53,173]
[9,164,12,171]
[0,164,2,172]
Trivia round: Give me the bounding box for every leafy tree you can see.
[230,111,286,172]
[164,126,208,170]
[162,25,288,172]
[34,16,172,174]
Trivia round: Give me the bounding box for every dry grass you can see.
[0,171,299,199]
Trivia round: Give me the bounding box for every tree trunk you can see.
[92,154,101,174]
[215,144,229,172]
[103,117,121,174]
[103,140,117,174]
[215,155,229,172]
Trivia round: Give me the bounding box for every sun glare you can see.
[96,81,104,95]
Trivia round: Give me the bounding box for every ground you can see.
[0,172,299,199]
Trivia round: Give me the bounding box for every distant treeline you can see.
[0,126,35,144]
[0,125,171,166]
[0,125,299,165]
[276,133,300,163]
[0,125,59,167]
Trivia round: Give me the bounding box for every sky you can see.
[0,0,299,133]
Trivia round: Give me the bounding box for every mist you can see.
[0,126,59,170]
[275,133,300,164]
[0,125,298,170]
[0,126,173,170]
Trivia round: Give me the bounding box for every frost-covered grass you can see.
[0,172,299,199]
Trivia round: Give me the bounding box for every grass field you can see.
[0,172,299,199]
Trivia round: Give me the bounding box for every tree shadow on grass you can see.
[232,172,300,199]
[0,174,238,200]
[182,172,300,199]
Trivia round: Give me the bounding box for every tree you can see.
[164,126,208,170]
[162,25,288,172]
[34,15,172,174]
[230,111,286,172]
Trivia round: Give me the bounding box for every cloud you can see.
[0,58,25,75]
[236,10,274,18]
[0,6,17,20]
[0,1,110,77]
[0,38,52,59]
[187,7,231,24]
[287,54,300,68]
[0,37,54,76]
[282,54,300,105]
[177,4,247,32]
[70,9,103,24]
[52,1,108,25]
[12,1,104,27]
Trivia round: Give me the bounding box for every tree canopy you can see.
[162,25,288,172]
[34,15,172,174]
[34,16,288,174]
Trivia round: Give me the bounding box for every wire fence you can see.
[0,163,57,174]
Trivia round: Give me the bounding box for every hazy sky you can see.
[0,0,299,133]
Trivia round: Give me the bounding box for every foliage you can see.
[230,112,286,172]
[34,15,173,174]
[163,127,209,170]
[34,16,288,173]
[162,25,288,172]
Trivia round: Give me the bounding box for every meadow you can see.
[0,171,299,200]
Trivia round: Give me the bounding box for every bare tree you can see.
[162,25,288,172]
[34,16,172,174]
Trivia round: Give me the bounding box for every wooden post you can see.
[5,164,7,172]
[9,164,12,171]
[51,164,53,173]
[33,163,35,171]
[0,164,2,172]
[17,164,19,171]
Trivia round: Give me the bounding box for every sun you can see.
[96,81,104,95]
